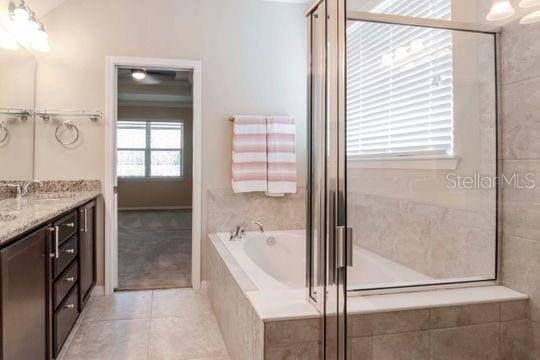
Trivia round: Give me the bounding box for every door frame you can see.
[104,56,203,295]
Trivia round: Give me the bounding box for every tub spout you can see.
[229,220,264,240]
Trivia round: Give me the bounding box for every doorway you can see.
[115,67,193,290]
[104,57,203,295]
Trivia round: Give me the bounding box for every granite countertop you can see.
[0,191,101,244]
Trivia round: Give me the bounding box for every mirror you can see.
[0,24,36,181]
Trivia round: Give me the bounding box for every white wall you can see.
[34,0,307,185]
[33,0,307,284]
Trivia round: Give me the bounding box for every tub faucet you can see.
[230,220,264,241]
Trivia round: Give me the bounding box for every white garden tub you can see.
[215,230,431,291]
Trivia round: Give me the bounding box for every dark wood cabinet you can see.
[0,197,98,360]
[1,226,49,360]
[78,200,96,310]
[53,285,79,357]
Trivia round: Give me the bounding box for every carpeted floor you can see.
[118,210,192,290]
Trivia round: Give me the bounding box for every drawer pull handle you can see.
[64,304,75,309]
[64,249,75,254]
[63,277,75,282]
[49,226,60,259]
[64,222,75,228]
[82,208,88,233]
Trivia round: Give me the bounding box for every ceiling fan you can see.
[130,69,177,85]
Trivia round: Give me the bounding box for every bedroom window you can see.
[346,0,453,159]
[117,120,184,178]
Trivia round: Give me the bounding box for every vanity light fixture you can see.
[486,0,516,21]
[131,69,147,80]
[31,24,50,52]
[7,1,50,52]
[519,0,540,7]
[9,1,29,23]
[520,9,540,23]
[27,12,39,32]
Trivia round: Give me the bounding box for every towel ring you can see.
[0,120,7,144]
[55,120,80,145]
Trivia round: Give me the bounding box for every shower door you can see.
[307,0,499,359]
[306,0,350,358]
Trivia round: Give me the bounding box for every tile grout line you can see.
[146,290,154,360]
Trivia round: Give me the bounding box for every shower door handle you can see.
[336,226,353,268]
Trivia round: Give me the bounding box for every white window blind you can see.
[346,0,453,158]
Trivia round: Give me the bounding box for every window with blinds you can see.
[346,0,453,158]
[117,120,184,178]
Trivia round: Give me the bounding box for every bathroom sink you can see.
[34,192,78,200]
[0,213,17,222]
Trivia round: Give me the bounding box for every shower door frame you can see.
[306,2,503,359]
[306,0,349,358]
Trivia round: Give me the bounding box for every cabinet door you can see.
[1,227,49,360]
[79,201,96,309]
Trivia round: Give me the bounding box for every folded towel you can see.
[232,116,268,193]
[266,116,297,195]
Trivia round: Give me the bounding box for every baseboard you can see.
[118,206,193,211]
[91,285,105,297]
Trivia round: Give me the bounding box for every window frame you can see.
[117,120,185,180]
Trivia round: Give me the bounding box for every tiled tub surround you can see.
[207,232,531,359]
[348,191,496,281]
[206,188,306,234]
[500,18,540,358]
[0,180,101,243]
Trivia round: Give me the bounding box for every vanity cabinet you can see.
[78,200,96,310]
[1,226,49,360]
[0,197,98,360]
[50,211,81,358]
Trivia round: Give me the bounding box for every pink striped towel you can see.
[232,116,268,193]
[266,116,297,195]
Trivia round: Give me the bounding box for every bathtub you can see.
[216,229,432,291]
[209,231,528,360]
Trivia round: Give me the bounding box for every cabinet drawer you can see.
[53,285,79,358]
[53,260,78,310]
[53,236,78,278]
[54,211,78,246]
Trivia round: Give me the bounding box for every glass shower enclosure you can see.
[305,0,500,358]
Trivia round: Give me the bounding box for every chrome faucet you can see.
[230,220,264,241]
[7,180,42,199]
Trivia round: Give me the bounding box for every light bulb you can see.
[12,2,29,23]
[27,12,39,32]
[31,24,50,52]
[519,0,540,8]
[520,9,540,24]
[0,28,19,50]
[486,0,516,21]
[131,69,147,80]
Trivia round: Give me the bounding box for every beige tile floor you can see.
[58,289,230,360]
